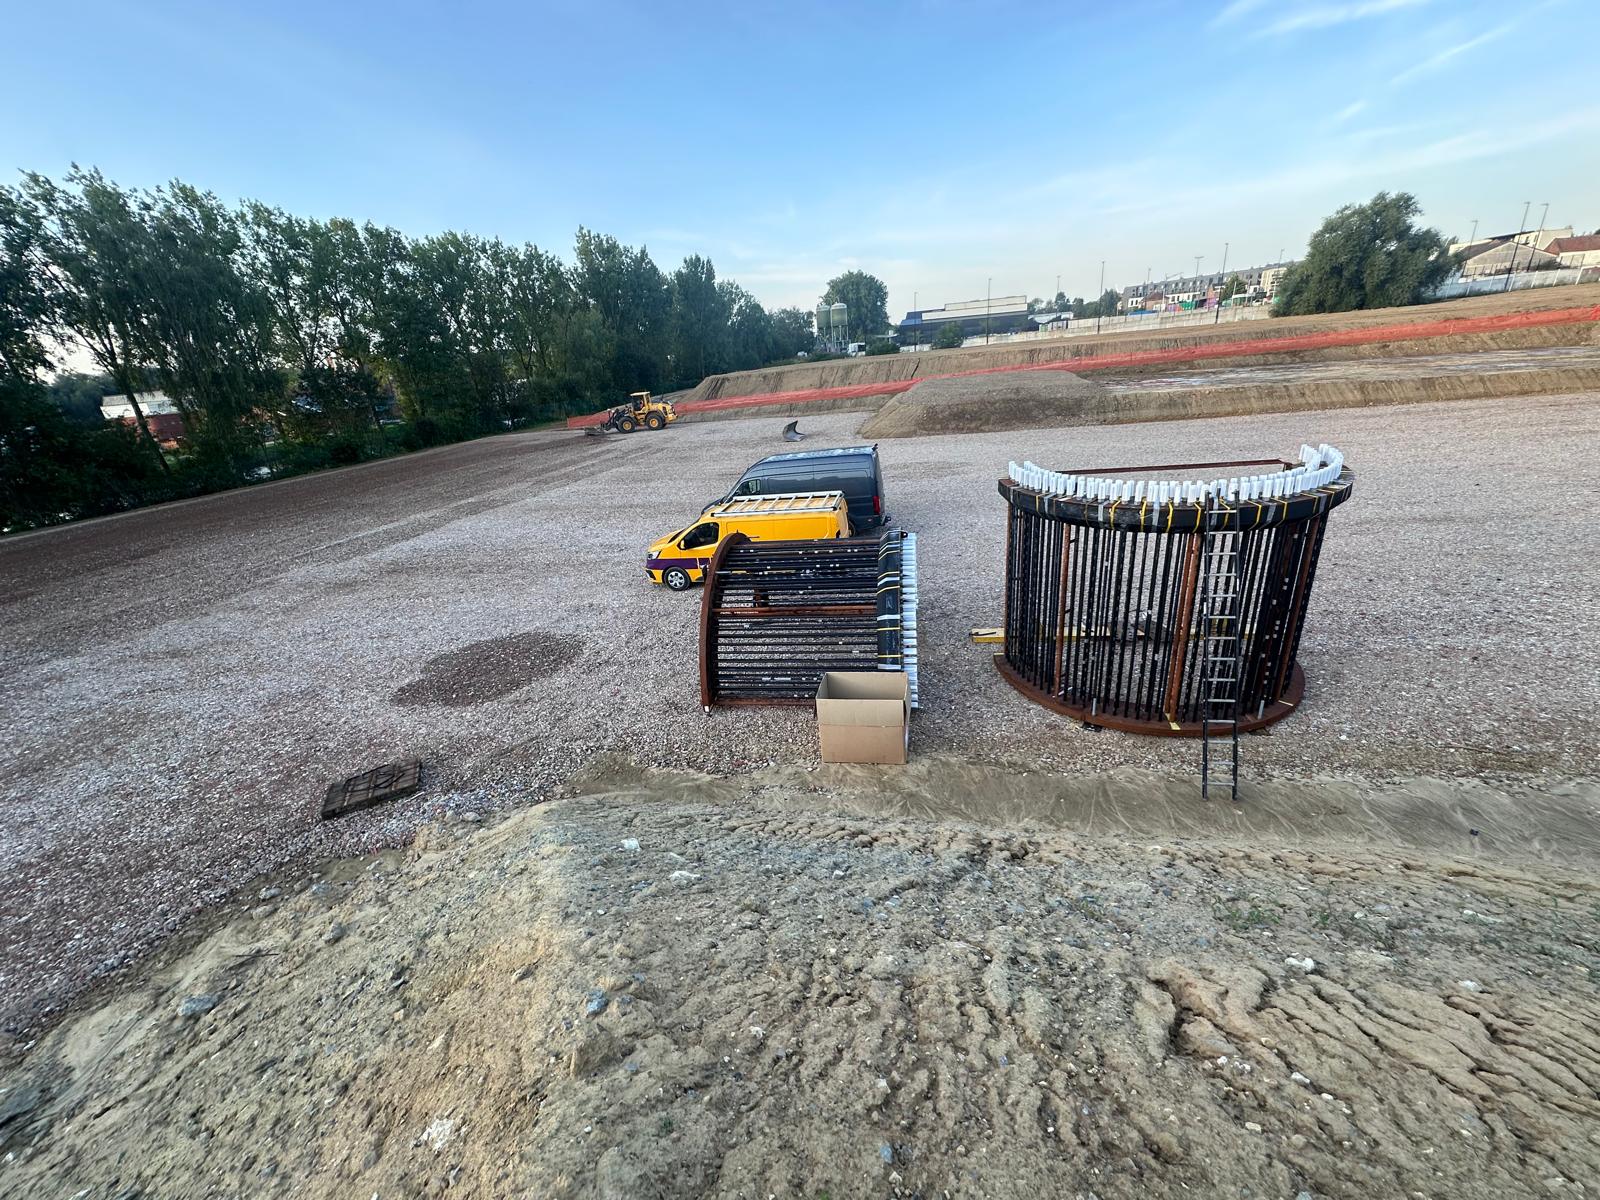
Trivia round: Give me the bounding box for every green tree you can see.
[669,254,727,384]
[933,321,966,349]
[136,181,281,476]
[720,281,773,374]
[573,228,670,393]
[22,168,171,473]
[768,308,815,360]
[498,240,571,382]
[47,372,117,424]
[1,185,160,530]
[819,270,890,340]
[1219,274,1246,302]
[1273,191,1454,316]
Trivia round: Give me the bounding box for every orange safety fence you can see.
[566,304,1600,428]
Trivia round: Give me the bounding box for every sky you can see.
[3,0,1596,319]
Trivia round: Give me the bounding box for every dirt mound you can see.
[3,761,1597,1198]
[681,283,1600,406]
[860,368,1112,437]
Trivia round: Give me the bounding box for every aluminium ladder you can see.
[1198,495,1242,801]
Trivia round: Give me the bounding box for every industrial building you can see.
[100,391,185,446]
[899,294,1032,344]
[1448,227,1573,278]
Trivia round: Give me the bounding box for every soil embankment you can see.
[860,371,1109,437]
[857,351,1600,437]
[686,284,1600,405]
[1,762,1596,1199]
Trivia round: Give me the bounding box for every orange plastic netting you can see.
[567,304,1600,428]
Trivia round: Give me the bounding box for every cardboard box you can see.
[815,671,910,764]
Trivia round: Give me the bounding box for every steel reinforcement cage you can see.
[996,448,1354,735]
[699,530,919,709]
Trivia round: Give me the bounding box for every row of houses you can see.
[1116,262,1295,314]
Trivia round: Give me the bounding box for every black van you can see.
[713,444,887,532]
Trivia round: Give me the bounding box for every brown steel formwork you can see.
[699,531,915,709]
[996,463,1353,735]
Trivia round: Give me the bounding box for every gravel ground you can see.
[3,391,1599,1037]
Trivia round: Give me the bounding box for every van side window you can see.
[681,522,719,550]
[737,477,761,495]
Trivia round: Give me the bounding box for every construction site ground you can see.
[2,380,1598,1197]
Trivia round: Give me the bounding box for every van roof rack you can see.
[709,490,847,515]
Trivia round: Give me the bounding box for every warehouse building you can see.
[900,294,1032,344]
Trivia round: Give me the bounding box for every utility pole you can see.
[913,291,918,351]
[1055,274,1061,306]
[1532,202,1550,273]
[1096,260,1106,333]
[1215,241,1229,324]
[985,277,992,345]
[1467,218,1478,247]
[1192,255,1203,310]
[1505,200,1531,292]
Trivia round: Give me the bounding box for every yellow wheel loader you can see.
[604,391,677,433]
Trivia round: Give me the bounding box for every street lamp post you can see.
[985,277,992,345]
[1505,200,1531,292]
[1192,255,1203,311]
[1215,241,1229,324]
[1096,260,1106,334]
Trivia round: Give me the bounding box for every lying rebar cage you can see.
[700,530,920,709]
[996,445,1354,735]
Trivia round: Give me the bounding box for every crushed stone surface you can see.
[2,392,1599,1037]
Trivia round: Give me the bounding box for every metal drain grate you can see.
[322,760,423,820]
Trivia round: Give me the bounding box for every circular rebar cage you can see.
[996,447,1354,735]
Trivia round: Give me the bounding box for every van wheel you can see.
[663,567,692,591]
[645,412,666,430]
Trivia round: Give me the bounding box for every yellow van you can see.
[646,491,851,591]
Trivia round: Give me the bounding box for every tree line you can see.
[1,167,817,532]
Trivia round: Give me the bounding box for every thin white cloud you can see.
[1392,22,1517,84]
[1331,100,1369,124]
[1258,0,1431,36]
[1211,0,1270,25]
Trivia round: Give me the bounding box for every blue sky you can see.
[4,0,1596,317]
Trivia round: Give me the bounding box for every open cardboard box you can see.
[815,671,910,764]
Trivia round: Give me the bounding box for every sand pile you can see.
[2,760,1597,1198]
[860,368,1112,437]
